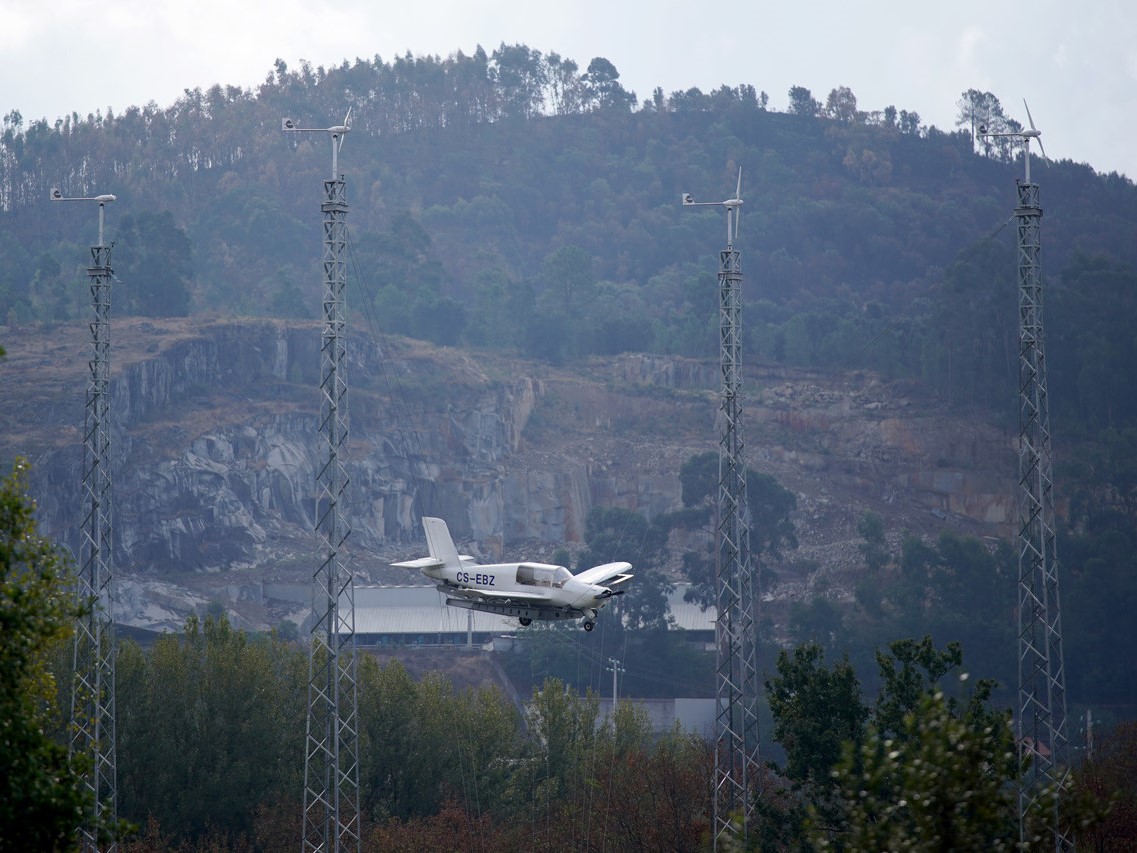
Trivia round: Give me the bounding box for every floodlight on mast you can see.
[978,99,1047,183]
[682,167,743,247]
[281,107,353,177]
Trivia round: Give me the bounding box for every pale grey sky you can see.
[2,0,1134,178]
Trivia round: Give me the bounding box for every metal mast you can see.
[283,111,361,853]
[52,187,119,852]
[983,102,1072,850]
[683,169,759,846]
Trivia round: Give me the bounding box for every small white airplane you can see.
[392,517,634,631]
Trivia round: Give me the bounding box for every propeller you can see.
[595,587,626,600]
[731,166,742,240]
[1023,98,1047,160]
[335,107,352,152]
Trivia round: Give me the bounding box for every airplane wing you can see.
[573,561,634,587]
[445,586,550,603]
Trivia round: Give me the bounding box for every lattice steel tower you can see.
[283,111,361,853]
[683,169,759,847]
[983,102,1072,850]
[52,187,120,852]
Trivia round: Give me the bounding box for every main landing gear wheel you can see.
[519,617,532,626]
[583,621,595,632]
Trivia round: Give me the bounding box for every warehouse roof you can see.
[350,582,716,636]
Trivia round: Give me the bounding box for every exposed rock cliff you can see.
[0,317,1013,631]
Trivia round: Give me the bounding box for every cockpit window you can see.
[517,563,571,588]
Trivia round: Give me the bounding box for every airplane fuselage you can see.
[392,517,633,630]
[424,560,615,614]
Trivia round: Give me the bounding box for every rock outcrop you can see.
[0,318,1014,631]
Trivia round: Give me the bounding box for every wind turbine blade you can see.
[1037,137,1048,161]
[736,166,743,200]
[1023,98,1036,131]
[344,106,353,129]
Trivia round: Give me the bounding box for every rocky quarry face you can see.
[0,317,1014,632]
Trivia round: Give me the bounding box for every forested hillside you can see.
[4,47,1137,430]
[3,43,1136,718]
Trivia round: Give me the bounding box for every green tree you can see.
[866,533,1016,691]
[821,679,1020,851]
[955,89,1011,157]
[491,43,549,120]
[117,615,306,841]
[856,510,888,573]
[679,450,717,508]
[679,452,798,608]
[590,704,713,850]
[788,596,849,649]
[854,510,890,618]
[749,470,799,562]
[520,677,600,828]
[581,57,635,111]
[762,637,1023,851]
[574,506,675,638]
[357,658,520,822]
[871,636,964,741]
[760,642,868,849]
[116,211,193,317]
[0,458,92,852]
[788,85,821,117]
[824,86,859,124]
[541,243,594,315]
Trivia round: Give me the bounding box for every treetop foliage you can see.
[0,459,93,852]
[761,636,1110,851]
[5,47,1136,442]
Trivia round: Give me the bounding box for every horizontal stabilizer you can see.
[391,556,444,571]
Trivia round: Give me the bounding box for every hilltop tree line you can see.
[2,47,1135,446]
[1,44,931,208]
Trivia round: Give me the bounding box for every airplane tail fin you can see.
[422,516,462,569]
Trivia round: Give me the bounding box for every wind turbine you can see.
[282,107,352,177]
[283,105,362,852]
[51,184,120,849]
[683,166,744,247]
[51,188,117,246]
[682,163,758,846]
[979,99,1047,183]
